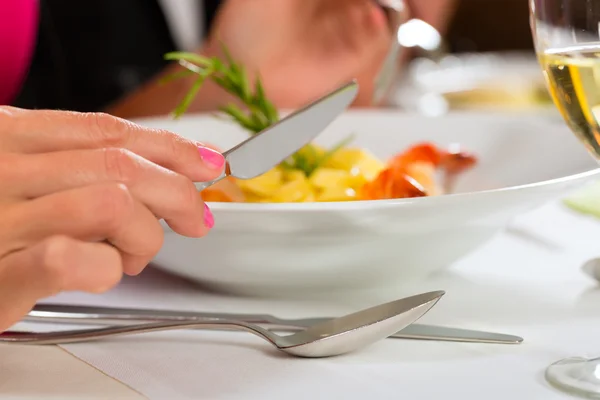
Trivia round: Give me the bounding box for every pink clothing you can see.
[0,0,38,105]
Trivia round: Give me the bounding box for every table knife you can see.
[195,79,359,191]
[26,304,523,344]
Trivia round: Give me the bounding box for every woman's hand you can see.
[0,107,223,331]
[205,0,392,108]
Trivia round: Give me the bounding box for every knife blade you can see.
[26,304,523,344]
[195,80,359,190]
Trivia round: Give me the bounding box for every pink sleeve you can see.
[0,0,39,105]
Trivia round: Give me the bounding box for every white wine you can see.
[540,44,600,157]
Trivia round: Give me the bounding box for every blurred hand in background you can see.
[110,0,399,117]
[202,0,392,108]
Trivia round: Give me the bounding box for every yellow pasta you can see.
[271,173,314,203]
[236,167,283,197]
[235,148,390,203]
[324,148,385,181]
[283,169,306,183]
[309,168,354,190]
[316,187,357,202]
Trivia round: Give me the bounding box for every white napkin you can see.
[14,200,600,400]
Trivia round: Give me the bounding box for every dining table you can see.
[3,189,600,399]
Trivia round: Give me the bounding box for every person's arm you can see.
[104,48,235,119]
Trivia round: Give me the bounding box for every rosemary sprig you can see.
[163,49,278,131]
[163,45,352,176]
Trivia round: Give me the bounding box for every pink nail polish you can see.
[204,203,215,229]
[198,146,225,170]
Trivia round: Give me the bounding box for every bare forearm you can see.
[104,50,236,120]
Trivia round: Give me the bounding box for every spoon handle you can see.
[1,319,276,346]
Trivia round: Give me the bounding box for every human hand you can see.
[0,107,223,331]
[204,0,393,107]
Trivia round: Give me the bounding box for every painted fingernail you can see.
[198,146,225,170]
[204,203,215,229]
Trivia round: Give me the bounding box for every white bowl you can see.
[134,111,600,297]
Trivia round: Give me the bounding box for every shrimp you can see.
[358,167,427,200]
[388,143,477,173]
[358,142,477,200]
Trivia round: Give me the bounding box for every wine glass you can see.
[531,0,600,396]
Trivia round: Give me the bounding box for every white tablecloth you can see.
[9,200,600,400]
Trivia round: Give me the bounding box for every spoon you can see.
[2,291,444,358]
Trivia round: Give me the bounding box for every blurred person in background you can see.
[7,0,458,118]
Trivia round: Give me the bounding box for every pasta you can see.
[164,49,478,204]
[200,142,478,203]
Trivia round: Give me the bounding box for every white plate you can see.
[409,52,545,93]
[133,111,600,297]
[393,52,554,115]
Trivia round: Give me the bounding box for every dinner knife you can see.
[195,79,359,191]
[26,304,523,344]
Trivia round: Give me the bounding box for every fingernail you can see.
[198,146,225,170]
[204,203,215,229]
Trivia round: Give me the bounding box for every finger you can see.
[0,106,225,183]
[3,149,208,237]
[351,1,391,52]
[369,1,391,31]
[349,0,388,37]
[0,236,122,332]
[3,183,170,275]
[320,0,386,52]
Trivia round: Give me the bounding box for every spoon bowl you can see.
[278,290,444,357]
[2,291,444,358]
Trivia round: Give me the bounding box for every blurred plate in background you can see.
[392,52,554,115]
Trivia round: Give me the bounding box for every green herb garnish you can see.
[163,45,352,177]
